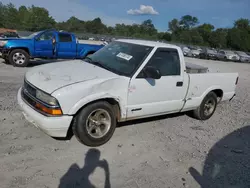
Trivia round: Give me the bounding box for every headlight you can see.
[0,40,8,46]
[36,90,58,106]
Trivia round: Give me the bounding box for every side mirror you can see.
[143,66,161,79]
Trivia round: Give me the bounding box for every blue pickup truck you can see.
[0,29,105,67]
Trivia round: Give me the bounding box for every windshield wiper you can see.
[83,56,112,72]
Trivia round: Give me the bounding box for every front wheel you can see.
[192,92,218,120]
[9,49,30,67]
[72,101,117,147]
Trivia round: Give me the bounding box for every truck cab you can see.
[0,29,104,67]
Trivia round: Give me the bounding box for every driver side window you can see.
[137,48,181,78]
[37,31,54,41]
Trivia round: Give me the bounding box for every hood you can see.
[25,60,119,94]
[207,51,217,55]
[0,38,29,41]
[191,50,200,54]
[239,54,250,58]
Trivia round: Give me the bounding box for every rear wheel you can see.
[72,101,117,147]
[9,49,30,67]
[192,92,218,120]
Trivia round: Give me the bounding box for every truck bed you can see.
[77,39,105,45]
[186,62,208,73]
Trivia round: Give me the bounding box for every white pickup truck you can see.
[17,39,239,146]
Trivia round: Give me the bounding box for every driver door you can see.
[34,31,54,58]
[126,47,188,119]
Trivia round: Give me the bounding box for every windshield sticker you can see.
[116,52,133,61]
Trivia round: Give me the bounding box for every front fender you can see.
[68,92,126,119]
[4,40,33,56]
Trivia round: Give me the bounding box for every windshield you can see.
[225,51,235,55]
[85,41,153,77]
[24,32,40,39]
[237,51,247,56]
[207,49,217,53]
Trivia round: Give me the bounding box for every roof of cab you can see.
[116,39,179,49]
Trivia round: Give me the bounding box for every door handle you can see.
[176,81,183,87]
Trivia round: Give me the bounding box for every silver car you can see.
[189,46,201,58]
[216,50,240,62]
[234,51,250,63]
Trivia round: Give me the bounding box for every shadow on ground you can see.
[57,112,186,141]
[189,125,250,187]
[58,148,111,188]
[118,112,185,127]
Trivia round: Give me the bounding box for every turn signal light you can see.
[35,103,62,115]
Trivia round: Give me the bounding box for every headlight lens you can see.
[0,41,8,46]
[36,90,58,106]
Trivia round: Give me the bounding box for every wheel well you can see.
[66,98,121,138]
[75,98,121,121]
[212,89,223,101]
[10,47,30,55]
[86,51,96,56]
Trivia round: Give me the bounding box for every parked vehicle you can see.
[0,32,20,39]
[234,51,250,63]
[189,46,201,58]
[199,48,218,60]
[216,50,240,62]
[181,46,192,57]
[17,39,239,146]
[0,29,105,67]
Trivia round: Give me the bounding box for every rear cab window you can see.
[58,33,72,42]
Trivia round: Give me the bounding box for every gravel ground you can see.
[0,58,250,188]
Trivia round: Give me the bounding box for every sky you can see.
[2,0,250,32]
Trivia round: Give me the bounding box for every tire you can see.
[72,101,117,147]
[192,92,218,120]
[9,49,30,67]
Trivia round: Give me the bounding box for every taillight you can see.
[235,77,239,85]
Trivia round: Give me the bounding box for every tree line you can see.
[0,2,250,51]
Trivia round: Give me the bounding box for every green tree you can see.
[234,18,250,30]
[0,2,5,27]
[26,6,56,31]
[227,18,250,51]
[3,3,20,29]
[18,6,30,30]
[168,18,180,33]
[209,28,228,48]
[158,32,171,41]
[197,23,215,45]
[140,19,157,36]
[179,15,199,29]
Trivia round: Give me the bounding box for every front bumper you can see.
[17,88,73,137]
[240,58,250,63]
